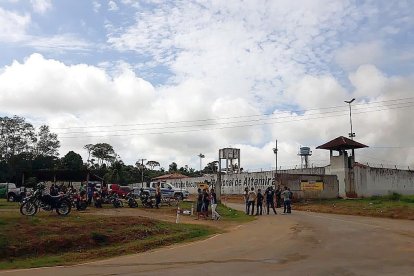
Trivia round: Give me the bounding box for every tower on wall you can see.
[316,136,368,197]
[218,148,241,174]
[298,146,312,169]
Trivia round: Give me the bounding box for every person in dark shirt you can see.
[196,188,203,220]
[275,185,282,208]
[265,186,277,215]
[255,189,264,215]
[202,189,210,219]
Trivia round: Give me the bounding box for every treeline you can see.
[0,116,218,187]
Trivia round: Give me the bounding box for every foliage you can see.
[0,116,37,160]
[35,125,60,157]
[168,162,178,172]
[90,143,117,166]
[146,160,160,170]
[61,151,84,170]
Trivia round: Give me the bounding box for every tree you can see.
[169,162,178,172]
[0,116,36,161]
[35,125,60,157]
[146,160,160,170]
[203,161,219,174]
[61,151,84,170]
[84,144,94,165]
[90,143,117,166]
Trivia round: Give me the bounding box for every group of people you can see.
[244,185,293,215]
[196,188,221,220]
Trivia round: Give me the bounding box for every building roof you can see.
[316,136,368,151]
[152,173,189,180]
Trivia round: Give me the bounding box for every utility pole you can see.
[137,158,146,188]
[273,140,278,184]
[345,98,356,140]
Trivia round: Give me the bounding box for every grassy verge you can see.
[165,201,255,223]
[294,194,414,220]
[0,211,215,270]
[0,199,18,209]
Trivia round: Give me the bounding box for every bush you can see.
[91,232,109,244]
[387,192,402,201]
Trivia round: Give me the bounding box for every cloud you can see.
[0,7,30,42]
[335,41,384,71]
[1,54,413,170]
[108,1,119,11]
[30,0,52,14]
[92,1,101,13]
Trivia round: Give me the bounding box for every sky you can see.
[0,0,414,171]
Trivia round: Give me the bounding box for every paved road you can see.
[2,204,414,276]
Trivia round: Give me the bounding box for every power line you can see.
[51,96,414,130]
[58,102,414,139]
[55,100,414,135]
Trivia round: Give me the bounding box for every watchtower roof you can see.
[316,136,368,151]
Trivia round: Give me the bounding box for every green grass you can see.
[0,210,216,270]
[0,199,18,209]
[295,194,414,219]
[178,201,254,222]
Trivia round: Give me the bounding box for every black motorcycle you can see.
[110,193,123,208]
[139,190,153,208]
[20,183,72,216]
[125,192,138,208]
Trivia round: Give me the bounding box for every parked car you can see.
[108,184,130,198]
[0,183,27,202]
[140,181,189,199]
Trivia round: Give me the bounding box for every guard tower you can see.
[218,148,241,174]
[317,136,368,197]
[298,146,312,169]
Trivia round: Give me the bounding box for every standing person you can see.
[255,189,264,215]
[243,187,249,214]
[281,186,291,214]
[155,183,161,209]
[210,188,221,220]
[287,187,293,213]
[275,185,282,208]
[50,184,58,196]
[196,188,203,220]
[265,187,277,215]
[247,187,256,216]
[201,189,210,219]
[87,183,94,206]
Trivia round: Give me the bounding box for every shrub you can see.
[387,192,402,201]
[91,232,109,244]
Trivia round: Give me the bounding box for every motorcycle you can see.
[20,183,72,216]
[139,190,153,208]
[110,193,123,208]
[125,192,138,208]
[93,191,103,208]
[70,191,87,211]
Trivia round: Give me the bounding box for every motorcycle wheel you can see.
[77,201,87,211]
[20,201,38,216]
[56,200,72,216]
[129,200,138,208]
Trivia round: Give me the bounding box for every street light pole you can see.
[344,98,356,139]
[273,140,278,180]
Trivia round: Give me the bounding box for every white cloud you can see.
[1,54,413,170]
[108,1,119,11]
[30,0,52,14]
[335,41,384,71]
[92,1,101,13]
[0,7,30,42]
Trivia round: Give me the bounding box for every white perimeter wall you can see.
[354,166,414,196]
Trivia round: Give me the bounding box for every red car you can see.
[108,184,131,198]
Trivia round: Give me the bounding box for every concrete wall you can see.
[277,173,339,199]
[325,153,348,197]
[168,170,339,199]
[354,166,414,196]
